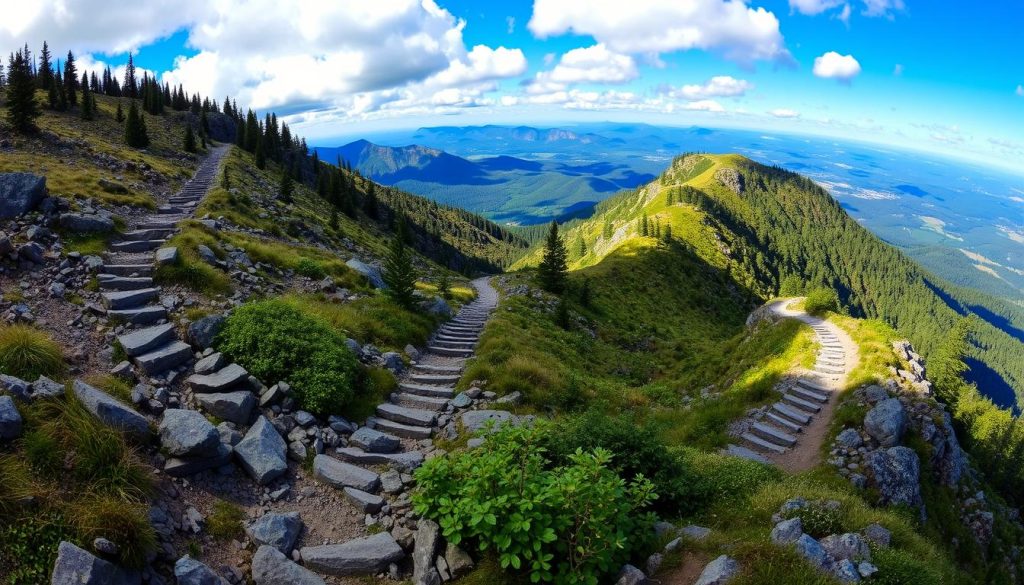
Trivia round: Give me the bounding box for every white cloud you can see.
[528,0,790,67]
[506,16,515,34]
[893,63,904,76]
[1017,85,1024,97]
[527,44,637,94]
[661,76,753,100]
[769,108,800,118]
[684,100,725,112]
[812,51,861,83]
[790,0,903,19]
[862,0,905,17]
[789,0,845,15]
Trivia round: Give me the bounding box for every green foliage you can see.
[0,324,65,380]
[437,272,451,300]
[282,293,436,351]
[804,287,840,316]
[183,124,197,153]
[678,448,780,504]
[870,547,945,585]
[207,500,245,541]
[0,512,72,584]
[383,233,417,309]
[123,100,149,148]
[295,257,327,279]
[216,299,359,414]
[780,501,843,538]
[279,172,294,204]
[538,221,569,294]
[413,423,657,585]
[5,49,41,133]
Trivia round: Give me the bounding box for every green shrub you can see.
[542,411,699,516]
[216,299,359,414]
[780,501,844,538]
[207,500,245,541]
[0,512,73,584]
[0,324,64,380]
[804,287,840,316]
[871,547,944,585]
[414,423,657,585]
[679,448,780,505]
[296,258,327,279]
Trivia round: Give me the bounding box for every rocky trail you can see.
[726,298,860,472]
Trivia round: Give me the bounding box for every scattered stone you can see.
[770,517,803,544]
[0,173,46,219]
[381,352,403,373]
[833,559,861,583]
[615,564,649,585]
[50,541,139,585]
[694,555,739,585]
[92,538,118,557]
[413,519,441,584]
[235,416,288,485]
[252,545,325,585]
[345,259,385,289]
[313,454,381,492]
[794,534,831,571]
[444,543,474,577]
[350,427,400,453]
[164,443,232,477]
[328,414,355,434]
[188,315,226,349]
[194,352,227,375]
[0,395,23,440]
[344,487,385,513]
[450,393,472,408]
[59,212,114,233]
[174,556,227,585]
[196,390,255,425]
[246,511,303,554]
[32,375,65,399]
[0,374,30,401]
[835,428,863,449]
[820,533,871,562]
[864,398,906,447]
[72,380,150,442]
[496,391,522,405]
[862,524,892,548]
[155,247,178,266]
[867,446,922,510]
[858,561,879,578]
[680,525,712,541]
[645,553,663,576]
[460,410,516,433]
[159,409,221,457]
[189,363,249,393]
[300,533,405,576]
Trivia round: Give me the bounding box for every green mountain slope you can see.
[514,153,1024,407]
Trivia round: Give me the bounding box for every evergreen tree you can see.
[538,221,568,294]
[363,182,379,219]
[383,226,417,309]
[255,136,266,169]
[603,220,614,240]
[37,41,54,90]
[436,271,451,300]
[47,80,59,109]
[579,276,592,308]
[79,80,94,120]
[663,223,673,243]
[640,214,649,237]
[5,50,41,133]
[280,172,294,203]
[329,208,339,231]
[63,50,77,106]
[183,124,197,153]
[123,54,137,98]
[115,101,124,122]
[124,101,149,147]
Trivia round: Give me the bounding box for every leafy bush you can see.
[779,500,843,538]
[296,258,327,279]
[0,512,73,584]
[216,299,359,414]
[804,287,840,316]
[0,324,64,380]
[542,411,699,515]
[414,423,657,585]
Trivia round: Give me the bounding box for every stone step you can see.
[348,427,401,453]
[367,417,432,440]
[157,206,185,215]
[791,385,828,404]
[751,422,797,447]
[102,288,159,310]
[814,365,845,375]
[398,382,454,398]
[134,341,193,374]
[98,275,154,291]
[772,402,812,425]
[429,346,473,358]
[439,326,482,336]
[375,403,437,427]
[107,305,167,324]
[335,447,424,472]
[766,412,803,433]
[412,364,463,375]
[741,432,787,454]
[123,228,175,241]
[118,323,177,357]
[188,363,249,393]
[407,373,461,385]
[723,444,770,464]
[393,392,449,411]
[102,264,153,276]
[312,454,381,493]
[138,220,180,230]
[111,239,167,253]
[435,333,479,342]
[431,339,476,350]
[782,393,821,414]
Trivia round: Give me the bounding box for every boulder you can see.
[0,395,23,440]
[794,534,831,571]
[197,245,219,265]
[155,246,178,266]
[422,297,452,318]
[0,173,45,219]
[413,519,441,584]
[251,545,325,585]
[349,427,400,453]
[246,511,303,554]
[862,385,889,403]
[835,428,863,449]
[72,380,150,442]
[300,533,405,576]
[615,564,649,585]
[832,559,861,583]
[234,416,288,485]
[381,351,403,373]
[164,443,232,477]
[444,543,474,577]
[159,409,220,457]
[451,393,472,408]
[820,533,871,562]
[345,258,385,289]
[19,242,45,263]
[343,487,384,513]
[770,517,803,544]
[864,398,906,447]
[173,556,228,585]
[0,374,30,400]
[313,454,381,492]
[187,315,226,349]
[59,212,114,233]
[188,363,249,393]
[50,541,140,585]
[197,390,255,425]
[862,523,891,548]
[194,352,227,375]
[460,410,516,433]
[867,446,923,510]
[32,375,65,399]
[694,555,739,585]
[680,525,711,541]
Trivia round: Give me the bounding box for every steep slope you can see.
[515,153,1024,408]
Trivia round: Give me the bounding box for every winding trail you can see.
[728,298,860,473]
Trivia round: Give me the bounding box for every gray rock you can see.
[174,556,227,585]
[164,443,232,477]
[380,469,404,494]
[252,545,325,585]
[0,395,23,440]
[49,281,66,298]
[50,541,140,585]
[381,352,403,373]
[187,315,226,349]
[92,537,118,556]
[159,409,220,457]
[19,241,45,263]
[645,553,663,576]
[345,258,385,289]
[217,422,242,446]
[460,410,516,433]
[422,297,452,318]
[930,411,966,488]
[867,446,923,510]
[858,561,879,578]
[0,374,30,400]
[344,487,384,513]
[350,427,400,453]
[294,410,316,427]
[714,167,744,194]
[196,391,256,425]
[405,344,420,361]
[0,173,46,219]
[300,533,405,576]
[862,523,892,548]
[197,245,219,265]
[835,428,863,449]
[328,414,355,434]
[832,559,861,583]
[820,533,871,562]
[862,385,888,403]
[194,352,227,375]
[259,384,285,407]
[615,564,649,585]
[444,543,474,577]
[313,454,380,492]
[59,212,114,233]
[155,246,179,266]
[413,519,441,584]
[72,380,150,442]
[680,525,712,541]
[246,511,303,554]
[288,440,307,461]
[234,416,288,485]
[32,375,65,399]
[694,555,739,585]
[450,393,472,408]
[794,534,831,571]
[864,398,906,447]
[496,391,522,405]
[770,517,803,544]
[188,363,249,393]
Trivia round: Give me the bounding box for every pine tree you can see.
[47,81,59,110]
[663,223,673,243]
[5,50,41,133]
[538,221,568,294]
[124,101,149,147]
[436,271,451,300]
[363,182,379,219]
[640,214,649,237]
[255,136,266,169]
[123,54,137,98]
[37,41,54,90]
[329,208,339,231]
[79,80,94,120]
[63,50,77,106]
[603,220,613,240]
[279,172,293,203]
[579,276,592,308]
[183,124,197,153]
[383,227,417,309]
[115,101,124,122]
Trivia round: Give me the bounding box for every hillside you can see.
[514,153,1024,410]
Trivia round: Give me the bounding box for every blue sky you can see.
[3,0,1022,171]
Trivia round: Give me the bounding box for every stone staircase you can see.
[106,146,228,380]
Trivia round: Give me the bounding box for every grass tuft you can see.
[0,324,65,380]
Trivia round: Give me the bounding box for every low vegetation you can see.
[0,324,65,380]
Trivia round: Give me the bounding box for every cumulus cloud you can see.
[684,100,725,112]
[789,0,845,15]
[789,0,903,19]
[769,108,800,118]
[862,0,905,17]
[1017,85,1024,97]
[812,51,861,82]
[660,76,753,100]
[526,44,637,94]
[528,0,790,67]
